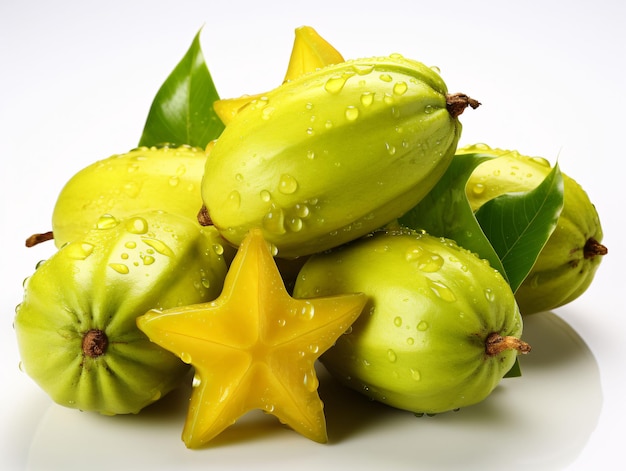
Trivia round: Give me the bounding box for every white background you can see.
[1,1,624,470]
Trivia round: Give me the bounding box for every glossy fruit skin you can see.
[14,211,229,415]
[293,229,523,414]
[51,145,207,248]
[202,54,463,258]
[459,143,606,314]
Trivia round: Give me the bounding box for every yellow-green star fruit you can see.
[293,229,529,414]
[27,145,209,249]
[201,54,480,258]
[458,143,607,314]
[15,210,229,415]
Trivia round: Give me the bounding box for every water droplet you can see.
[126,216,149,235]
[121,253,129,260]
[428,279,456,302]
[277,318,287,327]
[169,176,179,187]
[385,142,396,155]
[393,81,408,95]
[309,344,320,354]
[306,127,315,136]
[324,119,333,129]
[212,243,224,255]
[430,65,441,74]
[294,204,310,218]
[235,173,244,182]
[96,214,119,230]
[287,217,303,232]
[181,352,192,364]
[360,92,375,107]
[354,64,375,75]
[387,349,397,362]
[472,183,485,195]
[142,255,155,265]
[265,404,276,413]
[65,242,95,260]
[300,303,315,319]
[262,206,286,234]
[109,263,129,274]
[424,104,435,114]
[278,174,298,194]
[142,238,175,257]
[379,73,393,82]
[406,337,415,345]
[192,374,202,388]
[227,190,241,209]
[484,288,496,302]
[125,241,137,249]
[304,371,319,392]
[261,106,275,120]
[324,74,348,94]
[345,106,359,121]
[306,150,316,160]
[410,368,421,381]
[260,190,271,202]
[417,320,429,331]
[393,316,403,327]
[151,390,162,401]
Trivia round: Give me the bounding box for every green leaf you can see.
[503,358,522,378]
[475,163,564,293]
[138,29,225,148]
[398,152,507,279]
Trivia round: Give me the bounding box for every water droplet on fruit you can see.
[126,216,149,235]
[417,320,429,331]
[109,263,129,274]
[345,106,359,121]
[428,279,456,302]
[410,368,421,381]
[324,74,348,94]
[393,316,403,327]
[304,371,319,392]
[142,255,155,265]
[192,375,202,388]
[484,288,496,302]
[142,238,175,257]
[96,214,119,230]
[181,352,192,364]
[393,81,408,95]
[66,242,95,260]
[278,174,298,194]
[387,349,397,362]
[360,92,374,107]
[379,73,393,82]
[262,206,286,234]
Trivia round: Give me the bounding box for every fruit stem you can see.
[197,205,213,227]
[82,329,108,358]
[584,237,608,259]
[25,231,54,247]
[485,332,531,356]
[446,93,481,118]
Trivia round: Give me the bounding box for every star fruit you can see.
[136,228,367,447]
[200,28,479,258]
[293,229,530,415]
[459,143,607,314]
[15,210,230,415]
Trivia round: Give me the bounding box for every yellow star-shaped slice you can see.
[137,228,367,448]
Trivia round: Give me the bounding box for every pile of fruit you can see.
[14,26,606,448]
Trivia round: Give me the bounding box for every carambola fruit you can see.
[40,145,207,248]
[201,54,479,258]
[14,210,229,415]
[293,229,530,414]
[459,143,607,314]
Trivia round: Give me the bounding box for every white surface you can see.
[1,1,623,470]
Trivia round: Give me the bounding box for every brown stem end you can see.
[82,329,108,358]
[485,332,531,356]
[584,237,608,259]
[25,231,54,248]
[446,93,481,119]
[197,205,213,227]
